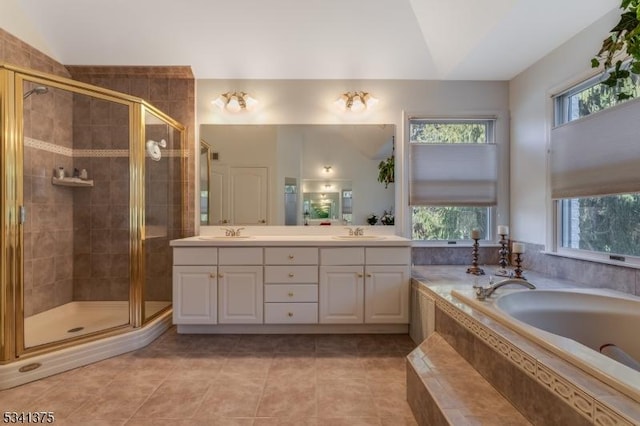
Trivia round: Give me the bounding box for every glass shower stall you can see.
[0,63,186,362]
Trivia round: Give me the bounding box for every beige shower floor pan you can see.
[24,301,170,348]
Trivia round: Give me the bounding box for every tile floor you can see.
[0,329,418,425]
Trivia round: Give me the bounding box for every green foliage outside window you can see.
[564,194,640,257]
[410,121,488,144]
[412,207,488,241]
[569,72,640,120]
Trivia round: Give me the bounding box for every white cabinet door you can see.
[218,265,264,324]
[319,266,364,324]
[364,265,410,323]
[173,266,217,324]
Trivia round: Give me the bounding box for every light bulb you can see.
[226,96,242,113]
[335,95,347,111]
[244,95,258,110]
[350,96,365,112]
[364,94,378,108]
[212,95,227,109]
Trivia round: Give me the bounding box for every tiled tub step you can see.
[407,333,530,425]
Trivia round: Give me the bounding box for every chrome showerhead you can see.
[23,86,49,99]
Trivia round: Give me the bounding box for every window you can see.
[552,72,640,262]
[409,118,497,241]
[560,195,640,258]
[555,68,640,125]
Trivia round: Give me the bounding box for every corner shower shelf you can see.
[51,177,94,187]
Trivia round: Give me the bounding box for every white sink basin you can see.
[197,236,253,240]
[331,235,384,240]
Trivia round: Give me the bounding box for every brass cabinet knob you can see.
[288,273,294,278]
[259,219,266,224]
[209,273,216,278]
[366,273,372,277]
[288,312,293,317]
[218,273,224,278]
[357,273,363,278]
[288,292,294,297]
[288,255,294,259]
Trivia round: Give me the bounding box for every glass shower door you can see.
[20,77,132,351]
[143,109,185,322]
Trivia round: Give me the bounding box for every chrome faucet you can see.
[222,227,245,237]
[473,277,536,300]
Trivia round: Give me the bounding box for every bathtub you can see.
[452,287,640,403]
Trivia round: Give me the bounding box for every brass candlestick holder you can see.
[495,233,509,276]
[513,253,525,279]
[466,238,485,275]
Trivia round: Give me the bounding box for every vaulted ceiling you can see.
[12,0,619,80]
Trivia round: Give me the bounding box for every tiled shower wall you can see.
[1,29,76,316]
[3,29,195,311]
[70,97,131,300]
[66,67,195,304]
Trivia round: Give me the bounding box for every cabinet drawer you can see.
[264,302,318,324]
[219,247,263,265]
[265,284,318,302]
[366,247,410,265]
[265,247,318,265]
[320,247,364,265]
[173,247,217,265]
[264,266,318,283]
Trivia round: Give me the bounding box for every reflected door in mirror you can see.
[230,167,268,225]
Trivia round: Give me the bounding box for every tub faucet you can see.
[473,277,536,301]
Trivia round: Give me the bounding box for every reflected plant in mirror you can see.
[199,124,395,226]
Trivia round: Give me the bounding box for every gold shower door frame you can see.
[0,63,186,362]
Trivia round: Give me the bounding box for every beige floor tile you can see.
[315,334,359,354]
[256,379,317,418]
[316,417,381,426]
[315,354,367,379]
[220,353,274,380]
[317,378,377,417]
[132,379,210,419]
[2,332,418,425]
[71,379,161,421]
[194,376,264,418]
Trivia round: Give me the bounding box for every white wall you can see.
[197,79,510,235]
[509,9,620,246]
[0,0,56,58]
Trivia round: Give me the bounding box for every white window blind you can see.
[550,97,640,199]
[409,143,498,206]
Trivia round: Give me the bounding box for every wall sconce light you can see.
[323,165,332,173]
[212,92,258,112]
[335,91,378,112]
[324,184,332,190]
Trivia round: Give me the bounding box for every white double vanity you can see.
[170,231,411,334]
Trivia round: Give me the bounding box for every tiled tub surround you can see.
[409,266,640,425]
[518,242,640,297]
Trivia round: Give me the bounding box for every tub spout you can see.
[473,277,536,301]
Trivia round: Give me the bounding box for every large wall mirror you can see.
[199,124,395,226]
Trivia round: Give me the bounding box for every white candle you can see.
[470,229,480,240]
[497,225,509,235]
[512,242,525,254]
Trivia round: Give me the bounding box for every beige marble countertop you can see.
[171,234,411,247]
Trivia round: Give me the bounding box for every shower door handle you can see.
[19,206,26,224]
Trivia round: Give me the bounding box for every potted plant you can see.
[380,210,394,226]
[377,155,394,188]
[367,213,378,226]
[592,0,640,100]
